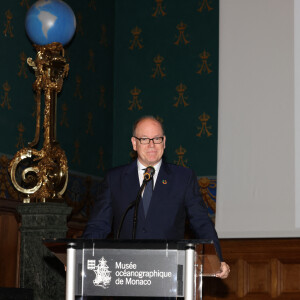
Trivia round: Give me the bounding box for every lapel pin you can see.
[162,179,167,184]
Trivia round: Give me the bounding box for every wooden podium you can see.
[44,239,220,300]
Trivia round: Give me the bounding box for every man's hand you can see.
[215,261,230,279]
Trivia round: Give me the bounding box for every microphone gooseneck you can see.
[143,166,155,181]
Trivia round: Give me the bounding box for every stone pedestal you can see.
[18,202,72,300]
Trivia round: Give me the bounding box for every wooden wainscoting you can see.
[0,200,20,288]
[203,238,300,300]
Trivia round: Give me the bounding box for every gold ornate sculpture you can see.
[9,42,69,203]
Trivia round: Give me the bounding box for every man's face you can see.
[131,118,166,167]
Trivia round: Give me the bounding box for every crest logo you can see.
[87,257,112,288]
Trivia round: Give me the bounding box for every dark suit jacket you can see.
[82,160,223,261]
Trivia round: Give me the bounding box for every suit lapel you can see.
[123,160,146,222]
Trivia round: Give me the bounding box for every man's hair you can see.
[132,116,165,136]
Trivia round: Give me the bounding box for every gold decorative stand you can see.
[9,42,69,203]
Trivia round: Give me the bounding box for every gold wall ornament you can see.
[129,26,143,50]
[3,9,14,38]
[18,52,28,78]
[87,49,95,72]
[86,112,94,135]
[9,42,69,203]
[99,85,106,108]
[1,81,12,109]
[20,0,30,10]
[197,112,212,137]
[76,13,84,36]
[16,123,25,149]
[198,0,213,13]
[60,103,69,127]
[128,86,143,110]
[174,83,189,107]
[32,93,39,120]
[74,75,83,99]
[152,0,166,17]
[151,54,166,78]
[197,50,213,74]
[174,22,190,45]
[99,24,108,48]
[88,0,97,11]
[174,145,188,167]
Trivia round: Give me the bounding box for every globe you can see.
[25,0,76,46]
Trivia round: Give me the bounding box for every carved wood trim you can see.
[203,238,300,300]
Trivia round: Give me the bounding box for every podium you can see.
[44,239,220,300]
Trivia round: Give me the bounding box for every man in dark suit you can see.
[83,116,230,279]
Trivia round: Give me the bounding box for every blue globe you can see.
[25,0,76,46]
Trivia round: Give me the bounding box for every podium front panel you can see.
[76,248,185,297]
[42,238,220,299]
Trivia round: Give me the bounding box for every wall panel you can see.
[204,238,300,300]
[0,212,19,287]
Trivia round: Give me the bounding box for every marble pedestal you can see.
[18,202,72,300]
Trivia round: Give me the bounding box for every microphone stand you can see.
[116,180,147,239]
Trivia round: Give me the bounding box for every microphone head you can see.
[143,166,155,181]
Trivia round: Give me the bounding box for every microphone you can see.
[143,166,155,181]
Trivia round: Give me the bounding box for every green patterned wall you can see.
[113,0,219,176]
[0,0,218,179]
